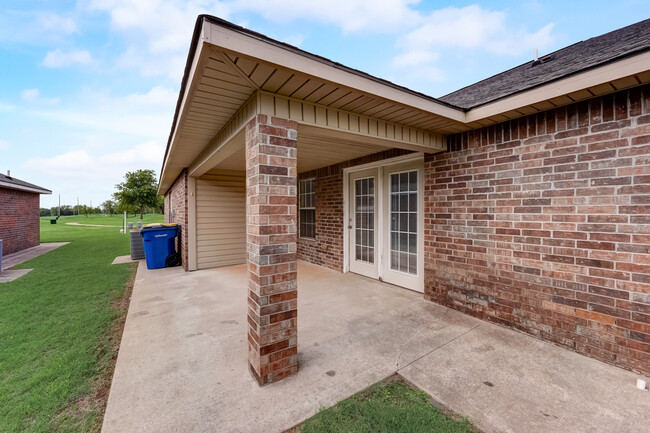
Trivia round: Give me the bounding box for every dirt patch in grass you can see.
[52,262,137,432]
[285,373,482,433]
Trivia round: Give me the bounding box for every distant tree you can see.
[101,200,116,216]
[113,169,159,220]
[155,194,164,214]
[58,205,74,216]
[40,208,51,217]
[115,201,138,217]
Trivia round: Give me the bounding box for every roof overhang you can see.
[159,15,650,194]
[159,16,466,193]
[464,50,650,127]
[0,180,51,194]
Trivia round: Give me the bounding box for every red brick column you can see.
[245,114,298,385]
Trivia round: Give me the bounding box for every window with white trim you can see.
[299,178,316,239]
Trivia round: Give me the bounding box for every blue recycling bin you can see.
[140,225,179,269]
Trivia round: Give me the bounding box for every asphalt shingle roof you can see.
[0,173,51,194]
[439,18,650,110]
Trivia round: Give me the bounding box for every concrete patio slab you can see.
[399,319,650,433]
[103,262,650,433]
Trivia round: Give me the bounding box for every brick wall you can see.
[297,149,413,271]
[425,85,650,374]
[164,169,189,270]
[0,187,40,256]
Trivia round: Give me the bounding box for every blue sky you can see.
[0,0,646,209]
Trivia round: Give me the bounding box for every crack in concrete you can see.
[396,323,482,372]
[393,307,452,369]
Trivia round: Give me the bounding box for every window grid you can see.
[299,179,316,238]
[354,177,375,264]
[389,171,417,275]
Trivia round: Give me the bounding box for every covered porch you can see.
[159,16,465,385]
[102,261,650,433]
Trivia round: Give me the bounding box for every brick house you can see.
[159,15,650,385]
[0,172,51,256]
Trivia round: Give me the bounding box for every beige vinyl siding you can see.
[196,169,246,269]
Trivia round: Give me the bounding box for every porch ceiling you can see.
[160,15,650,194]
[207,123,409,174]
[159,17,466,193]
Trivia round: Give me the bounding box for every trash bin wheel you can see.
[165,253,182,268]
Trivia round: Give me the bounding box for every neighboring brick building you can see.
[160,15,650,384]
[0,173,51,256]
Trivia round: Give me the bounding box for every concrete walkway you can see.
[103,262,650,433]
[0,242,69,282]
[65,222,122,227]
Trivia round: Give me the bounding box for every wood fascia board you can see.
[0,180,51,194]
[159,23,211,194]
[204,21,465,123]
[258,91,447,153]
[466,51,650,123]
[188,95,256,178]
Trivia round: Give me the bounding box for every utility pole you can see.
[58,194,61,217]
[77,197,79,215]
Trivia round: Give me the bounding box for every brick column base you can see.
[245,114,298,385]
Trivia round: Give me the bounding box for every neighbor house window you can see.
[299,178,316,238]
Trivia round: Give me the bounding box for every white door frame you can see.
[348,168,380,279]
[342,153,425,292]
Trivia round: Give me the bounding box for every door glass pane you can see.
[354,177,375,264]
[390,170,418,275]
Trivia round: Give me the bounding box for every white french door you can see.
[348,169,379,279]
[347,158,424,292]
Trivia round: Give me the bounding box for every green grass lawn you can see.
[296,379,477,433]
[0,214,162,432]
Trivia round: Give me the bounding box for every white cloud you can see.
[387,5,555,86]
[22,142,165,205]
[100,141,164,166]
[24,149,95,177]
[281,34,304,47]
[85,0,231,79]
[43,49,94,68]
[117,46,187,81]
[0,139,11,150]
[0,101,14,112]
[84,0,418,79]
[124,85,178,106]
[38,12,77,35]
[0,11,77,43]
[21,89,40,102]
[232,0,419,33]
[398,5,554,55]
[27,86,174,142]
[21,88,60,104]
[392,50,439,68]
[23,142,164,177]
